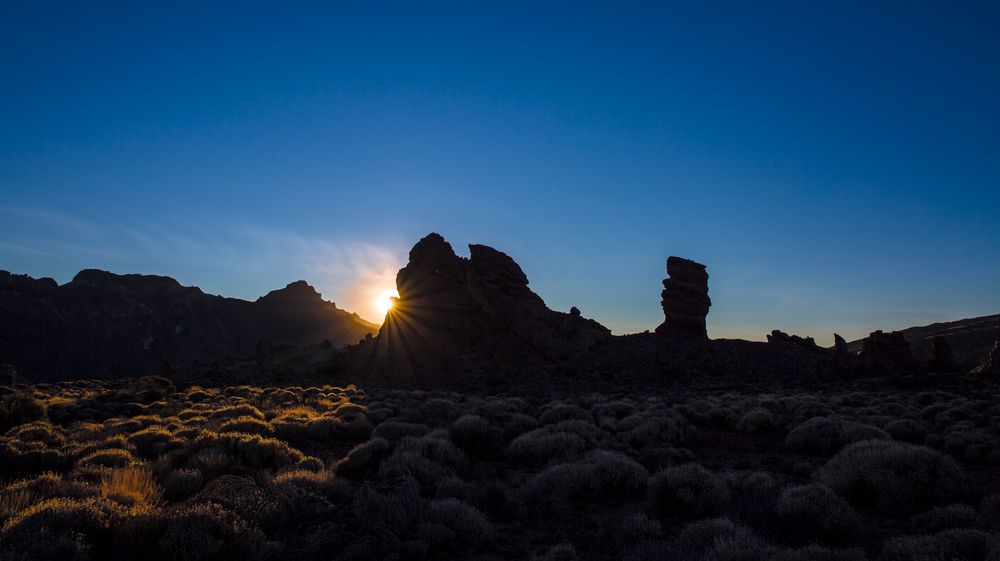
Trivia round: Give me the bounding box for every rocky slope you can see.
[847,314,1000,368]
[0,269,376,381]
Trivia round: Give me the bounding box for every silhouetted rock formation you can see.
[655,256,710,339]
[972,340,1000,375]
[833,333,849,355]
[0,269,376,381]
[927,335,958,373]
[847,313,1000,368]
[859,330,924,376]
[365,233,611,384]
[767,330,820,351]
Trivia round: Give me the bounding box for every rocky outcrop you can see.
[0,270,377,381]
[927,335,958,373]
[859,330,924,376]
[846,313,1000,368]
[833,334,849,355]
[365,233,611,384]
[655,257,711,339]
[767,330,820,351]
[972,340,1000,375]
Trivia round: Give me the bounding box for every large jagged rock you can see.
[859,330,924,375]
[655,256,711,339]
[927,335,958,373]
[366,233,611,384]
[0,270,376,381]
[972,340,1000,375]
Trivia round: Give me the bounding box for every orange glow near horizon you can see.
[374,288,399,318]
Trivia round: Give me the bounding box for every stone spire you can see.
[655,256,711,339]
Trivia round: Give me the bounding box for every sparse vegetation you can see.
[0,380,999,559]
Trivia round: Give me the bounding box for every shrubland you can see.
[0,377,999,559]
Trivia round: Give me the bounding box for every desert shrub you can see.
[0,497,127,559]
[943,429,1000,464]
[334,437,390,479]
[621,412,693,448]
[594,400,636,429]
[736,408,781,434]
[99,466,161,506]
[127,427,177,458]
[885,419,929,444]
[649,463,730,517]
[817,439,969,514]
[0,393,46,433]
[531,543,579,561]
[376,435,468,490]
[78,448,140,468]
[426,497,494,546]
[162,468,204,502]
[190,432,304,470]
[786,417,890,456]
[770,546,866,561]
[218,415,274,437]
[207,404,265,421]
[539,404,592,426]
[295,455,324,471]
[419,398,459,424]
[725,471,780,529]
[434,477,519,521]
[273,469,352,503]
[5,420,62,445]
[371,421,430,441]
[156,502,267,561]
[910,504,980,533]
[673,517,766,560]
[450,414,505,457]
[507,419,611,466]
[775,484,858,544]
[352,476,422,547]
[881,529,997,561]
[520,450,648,505]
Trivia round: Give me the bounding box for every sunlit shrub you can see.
[0,497,127,560]
[190,432,304,470]
[817,439,969,514]
[218,415,274,437]
[207,404,265,421]
[127,427,177,458]
[99,466,161,506]
[78,448,140,468]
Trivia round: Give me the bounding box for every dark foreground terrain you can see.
[3,376,1000,561]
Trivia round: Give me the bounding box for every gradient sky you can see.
[2,2,998,342]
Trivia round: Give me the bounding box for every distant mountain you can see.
[0,269,377,381]
[847,314,1000,367]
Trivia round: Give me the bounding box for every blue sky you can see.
[1,2,998,342]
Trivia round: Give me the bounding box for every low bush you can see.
[0,393,46,433]
[817,439,969,514]
[426,497,494,546]
[649,463,730,518]
[520,450,648,505]
[786,417,890,456]
[881,528,997,561]
[156,502,267,561]
[775,484,858,544]
[334,437,390,479]
[910,504,980,534]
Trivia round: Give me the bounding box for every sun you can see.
[374,288,398,317]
